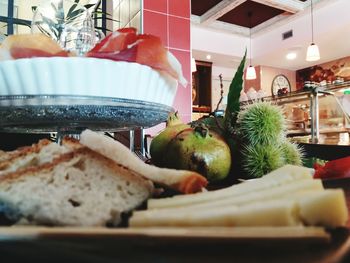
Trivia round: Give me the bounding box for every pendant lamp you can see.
[306,0,320,61]
[246,12,256,80]
[191,57,197,72]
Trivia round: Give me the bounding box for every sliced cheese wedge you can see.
[146,179,323,212]
[131,189,348,228]
[148,165,314,209]
[130,199,300,227]
[297,189,348,228]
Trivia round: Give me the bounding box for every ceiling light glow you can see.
[286,52,297,60]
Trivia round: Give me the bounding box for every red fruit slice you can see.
[10,47,69,59]
[89,27,137,53]
[0,34,69,60]
[87,45,138,63]
[135,34,178,80]
[87,29,184,83]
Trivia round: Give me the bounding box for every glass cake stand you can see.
[0,95,173,143]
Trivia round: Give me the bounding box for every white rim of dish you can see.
[0,57,178,107]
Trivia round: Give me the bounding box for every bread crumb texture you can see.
[0,148,153,226]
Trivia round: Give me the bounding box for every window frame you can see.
[0,0,107,36]
[0,0,31,35]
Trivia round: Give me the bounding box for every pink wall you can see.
[143,0,191,125]
[244,66,261,92]
[244,65,296,96]
[261,66,296,95]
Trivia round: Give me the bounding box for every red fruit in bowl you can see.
[0,34,70,60]
[135,34,178,80]
[89,27,137,53]
[87,28,186,85]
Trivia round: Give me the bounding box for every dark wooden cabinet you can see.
[192,60,212,113]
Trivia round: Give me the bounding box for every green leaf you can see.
[67,3,79,19]
[84,4,96,9]
[224,49,247,124]
[66,9,85,21]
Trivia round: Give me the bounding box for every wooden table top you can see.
[0,226,349,263]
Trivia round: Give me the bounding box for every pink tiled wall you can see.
[143,0,191,124]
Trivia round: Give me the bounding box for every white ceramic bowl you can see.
[0,57,178,106]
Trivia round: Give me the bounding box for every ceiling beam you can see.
[252,0,331,35]
[251,13,290,35]
[192,15,249,36]
[192,0,330,37]
[250,0,304,13]
[200,0,247,25]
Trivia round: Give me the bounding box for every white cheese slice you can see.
[131,189,349,228]
[297,189,349,228]
[147,179,323,211]
[148,165,314,209]
[131,199,300,227]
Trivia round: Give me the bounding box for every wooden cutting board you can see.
[0,226,331,244]
[1,226,349,263]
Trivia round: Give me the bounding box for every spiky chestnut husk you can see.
[281,140,304,166]
[236,102,286,146]
[241,143,285,178]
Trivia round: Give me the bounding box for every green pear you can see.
[162,124,231,182]
[150,112,190,166]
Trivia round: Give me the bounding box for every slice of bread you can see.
[0,139,66,176]
[0,140,53,163]
[0,137,84,177]
[0,147,154,226]
[80,130,208,194]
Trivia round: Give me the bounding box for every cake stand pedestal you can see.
[0,95,173,151]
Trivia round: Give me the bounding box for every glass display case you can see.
[262,82,350,146]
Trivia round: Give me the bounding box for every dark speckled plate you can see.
[0,95,173,133]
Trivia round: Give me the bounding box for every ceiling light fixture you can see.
[286,52,297,60]
[246,11,256,80]
[191,57,197,72]
[306,0,320,61]
[206,54,211,60]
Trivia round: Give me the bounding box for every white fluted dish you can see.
[0,57,178,107]
[0,57,177,133]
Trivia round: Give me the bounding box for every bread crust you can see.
[0,139,52,170]
[0,146,153,193]
[61,137,84,150]
[0,145,154,226]
[80,130,207,194]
